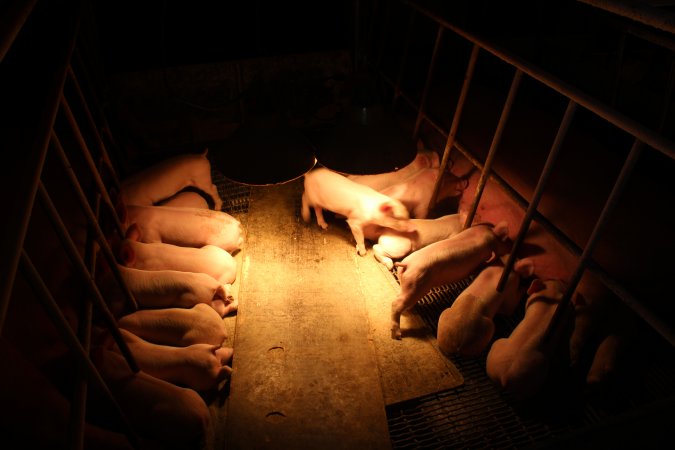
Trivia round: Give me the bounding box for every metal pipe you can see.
[544,139,644,343]
[577,0,675,35]
[463,68,524,230]
[403,0,675,162]
[427,43,480,213]
[413,25,445,139]
[36,182,139,373]
[497,100,578,293]
[0,0,38,63]
[51,132,138,311]
[67,66,121,190]
[19,250,140,448]
[60,95,125,239]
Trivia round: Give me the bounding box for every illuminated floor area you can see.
[207,174,675,449]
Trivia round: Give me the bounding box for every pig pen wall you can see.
[3,0,675,449]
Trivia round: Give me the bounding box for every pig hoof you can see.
[391,326,402,340]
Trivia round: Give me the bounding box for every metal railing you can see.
[371,0,675,347]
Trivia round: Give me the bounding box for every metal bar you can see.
[67,65,121,190]
[463,68,524,230]
[427,43,480,213]
[69,194,99,450]
[60,95,125,239]
[497,100,578,292]
[403,0,675,161]
[19,250,140,448]
[413,24,445,139]
[51,132,138,311]
[577,0,675,35]
[544,139,645,343]
[0,0,38,63]
[36,182,139,373]
[392,13,415,108]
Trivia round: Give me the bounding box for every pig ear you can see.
[213,284,226,300]
[493,221,509,240]
[125,223,142,241]
[527,278,546,296]
[514,258,535,278]
[119,243,135,266]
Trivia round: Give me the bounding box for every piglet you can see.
[99,264,236,317]
[117,328,233,392]
[118,303,227,347]
[373,213,463,270]
[437,257,534,358]
[156,189,212,209]
[380,168,466,219]
[302,167,414,256]
[391,221,511,339]
[93,345,211,448]
[118,238,237,287]
[120,203,243,253]
[485,278,574,399]
[119,149,223,211]
[346,149,439,191]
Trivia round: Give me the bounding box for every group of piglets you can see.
[94,149,243,447]
[301,147,602,400]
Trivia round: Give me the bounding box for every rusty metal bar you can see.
[497,100,578,292]
[0,0,38,63]
[463,68,524,230]
[67,65,121,190]
[427,43,480,212]
[60,95,125,239]
[544,139,647,343]
[392,13,415,107]
[403,0,675,162]
[19,250,140,448]
[577,0,675,35]
[51,132,138,311]
[413,24,445,139]
[36,182,139,373]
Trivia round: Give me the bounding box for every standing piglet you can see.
[302,167,414,256]
[391,221,511,339]
[119,149,223,211]
[436,257,534,358]
[118,303,227,347]
[373,213,463,270]
[118,238,237,287]
[115,329,234,392]
[346,149,439,191]
[120,204,243,253]
[380,168,466,219]
[485,278,574,399]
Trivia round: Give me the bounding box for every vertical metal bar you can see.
[36,182,139,373]
[60,95,125,239]
[427,43,481,213]
[497,100,578,292]
[463,68,524,230]
[51,132,138,311]
[19,250,140,449]
[413,25,445,139]
[392,13,415,108]
[67,66,121,190]
[544,139,644,343]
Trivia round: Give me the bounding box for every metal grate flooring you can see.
[212,169,252,215]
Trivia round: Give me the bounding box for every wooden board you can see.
[223,179,463,449]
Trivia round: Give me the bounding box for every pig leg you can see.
[372,243,394,270]
[346,218,367,256]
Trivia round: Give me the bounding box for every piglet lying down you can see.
[391,221,512,339]
[301,167,414,256]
